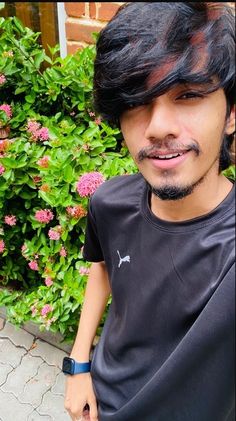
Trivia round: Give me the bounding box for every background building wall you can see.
[65,2,124,54]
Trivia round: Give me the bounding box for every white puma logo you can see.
[117,250,130,268]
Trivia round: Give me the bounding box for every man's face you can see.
[120,84,234,200]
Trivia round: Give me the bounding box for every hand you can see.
[64,372,98,421]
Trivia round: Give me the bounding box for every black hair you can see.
[93,2,235,171]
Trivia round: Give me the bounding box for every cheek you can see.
[120,118,147,152]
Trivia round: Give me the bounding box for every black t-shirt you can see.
[83,173,235,421]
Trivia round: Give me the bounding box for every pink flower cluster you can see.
[0,104,12,119]
[45,277,53,287]
[45,316,56,328]
[37,156,49,168]
[31,304,38,316]
[0,139,10,153]
[0,165,5,175]
[35,209,54,224]
[41,304,53,317]
[66,205,87,219]
[0,74,6,85]
[76,172,105,197]
[48,226,62,240]
[59,246,67,257]
[33,176,42,184]
[4,215,17,226]
[26,119,49,141]
[79,266,90,276]
[28,260,39,271]
[0,239,5,253]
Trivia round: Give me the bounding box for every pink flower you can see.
[66,205,87,219]
[45,277,53,287]
[89,111,95,117]
[21,244,29,260]
[41,304,53,317]
[0,139,10,153]
[0,104,12,119]
[26,119,49,141]
[0,239,5,253]
[35,209,54,224]
[82,144,89,151]
[37,127,49,141]
[76,172,105,197]
[37,156,49,168]
[59,246,67,257]
[48,229,61,241]
[0,165,5,175]
[31,305,38,316]
[33,176,42,184]
[0,74,6,85]
[95,117,102,125]
[79,266,90,276]
[26,119,40,140]
[4,215,17,226]
[45,316,56,327]
[28,260,39,271]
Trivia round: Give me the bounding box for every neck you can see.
[150,174,233,222]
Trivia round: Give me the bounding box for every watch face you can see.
[62,357,74,374]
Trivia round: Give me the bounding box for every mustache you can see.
[137,140,200,162]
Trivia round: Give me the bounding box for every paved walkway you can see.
[0,318,71,421]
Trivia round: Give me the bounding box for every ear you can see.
[225,105,235,135]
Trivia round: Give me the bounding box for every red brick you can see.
[89,2,96,19]
[90,2,122,21]
[67,41,88,55]
[66,19,105,44]
[65,3,86,18]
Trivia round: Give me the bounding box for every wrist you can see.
[70,351,91,362]
[62,356,91,375]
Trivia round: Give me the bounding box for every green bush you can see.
[0,17,137,342]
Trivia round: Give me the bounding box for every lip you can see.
[147,151,190,170]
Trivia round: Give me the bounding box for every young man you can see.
[64,3,235,421]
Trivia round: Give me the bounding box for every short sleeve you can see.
[82,198,104,262]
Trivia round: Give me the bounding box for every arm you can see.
[64,261,111,421]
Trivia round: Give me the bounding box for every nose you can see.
[144,99,181,142]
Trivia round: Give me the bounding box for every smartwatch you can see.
[62,357,91,375]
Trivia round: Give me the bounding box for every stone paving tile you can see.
[28,411,52,421]
[37,390,71,421]
[51,372,66,395]
[0,337,26,367]
[2,354,43,399]
[0,389,32,421]
[29,339,67,368]
[0,322,34,350]
[19,361,60,408]
[0,362,13,386]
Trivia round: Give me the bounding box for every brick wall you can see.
[65,2,124,55]
[65,2,235,55]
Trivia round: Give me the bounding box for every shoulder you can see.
[90,173,145,209]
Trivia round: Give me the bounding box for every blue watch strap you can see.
[73,361,91,374]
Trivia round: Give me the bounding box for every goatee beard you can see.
[150,177,204,201]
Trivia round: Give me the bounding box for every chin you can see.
[150,177,204,201]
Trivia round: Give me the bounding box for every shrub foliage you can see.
[0,17,136,341]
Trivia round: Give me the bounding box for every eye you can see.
[127,102,147,111]
[177,91,205,100]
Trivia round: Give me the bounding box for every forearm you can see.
[70,261,111,361]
